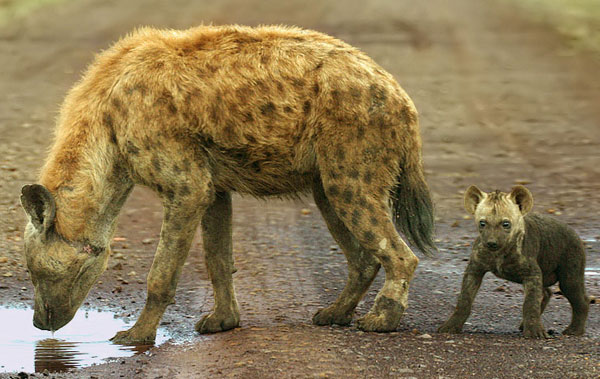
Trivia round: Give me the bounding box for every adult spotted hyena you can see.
[20,25,435,343]
[438,185,589,338]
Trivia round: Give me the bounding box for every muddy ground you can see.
[0,0,599,377]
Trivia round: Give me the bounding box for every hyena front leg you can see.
[522,272,549,338]
[312,177,381,326]
[195,191,240,334]
[111,169,214,344]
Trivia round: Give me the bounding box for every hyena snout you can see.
[485,240,499,251]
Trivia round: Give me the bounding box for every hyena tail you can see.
[391,152,437,256]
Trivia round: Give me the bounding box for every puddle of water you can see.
[585,267,600,277]
[0,307,169,373]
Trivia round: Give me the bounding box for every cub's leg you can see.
[519,287,551,332]
[312,177,381,326]
[196,192,240,333]
[437,261,486,333]
[522,272,549,338]
[559,268,589,336]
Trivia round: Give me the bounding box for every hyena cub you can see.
[438,185,589,338]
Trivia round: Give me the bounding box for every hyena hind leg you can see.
[319,179,419,332]
[312,177,381,327]
[559,275,589,336]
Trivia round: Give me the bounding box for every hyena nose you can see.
[486,241,499,250]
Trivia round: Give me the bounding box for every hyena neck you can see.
[39,126,133,245]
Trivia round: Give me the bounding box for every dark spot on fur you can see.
[173,163,182,174]
[369,84,387,113]
[342,189,353,204]
[349,169,359,179]
[156,184,164,193]
[349,87,362,100]
[251,161,261,172]
[303,100,311,114]
[109,130,117,144]
[315,61,323,70]
[180,184,191,197]
[103,112,113,128]
[331,90,342,106]
[284,106,293,113]
[152,156,161,171]
[328,170,339,180]
[260,102,276,116]
[391,240,398,250]
[358,197,367,207]
[111,97,122,110]
[243,112,254,123]
[352,209,362,226]
[327,185,340,197]
[260,55,270,65]
[357,126,365,139]
[363,171,373,184]
[391,130,397,139]
[338,209,347,218]
[378,254,391,263]
[168,102,177,114]
[364,231,375,243]
[245,134,257,144]
[335,148,345,161]
[366,203,376,213]
[370,216,379,226]
[165,188,175,201]
[313,83,320,95]
[292,78,305,88]
[127,141,140,155]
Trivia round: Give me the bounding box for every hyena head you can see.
[464,185,533,252]
[20,185,110,332]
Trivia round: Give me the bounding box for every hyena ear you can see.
[464,185,485,215]
[509,185,533,215]
[20,184,56,234]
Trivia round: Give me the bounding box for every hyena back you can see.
[20,25,435,343]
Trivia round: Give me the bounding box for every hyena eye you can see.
[479,220,486,228]
[502,221,511,229]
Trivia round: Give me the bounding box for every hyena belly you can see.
[107,26,415,197]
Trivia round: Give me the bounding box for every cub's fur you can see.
[438,185,589,338]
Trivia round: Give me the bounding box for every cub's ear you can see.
[509,185,533,215]
[464,185,486,215]
[20,184,56,233]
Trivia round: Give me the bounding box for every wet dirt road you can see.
[0,0,599,377]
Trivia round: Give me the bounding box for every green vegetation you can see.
[0,0,72,25]
[507,0,600,55]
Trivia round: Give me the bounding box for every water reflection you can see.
[0,307,168,373]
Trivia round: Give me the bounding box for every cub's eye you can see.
[502,221,511,229]
[479,220,487,228]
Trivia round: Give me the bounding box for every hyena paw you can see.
[437,321,463,334]
[356,311,401,333]
[312,307,353,326]
[523,323,549,339]
[195,312,239,334]
[110,326,156,344]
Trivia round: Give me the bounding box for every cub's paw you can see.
[195,312,239,334]
[110,326,156,345]
[437,322,463,334]
[522,324,549,339]
[562,326,585,336]
[312,307,352,326]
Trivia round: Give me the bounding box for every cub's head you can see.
[464,185,533,252]
[20,184,110,332]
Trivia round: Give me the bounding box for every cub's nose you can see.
[486,241,499,250]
